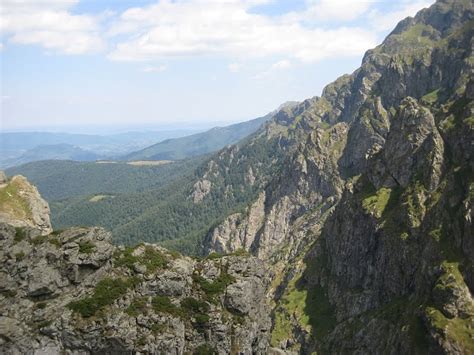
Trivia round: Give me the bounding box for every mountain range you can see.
[0,0,473,353]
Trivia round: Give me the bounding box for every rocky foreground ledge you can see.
[0,223,272,354]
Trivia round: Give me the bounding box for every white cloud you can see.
[285,0,372,23]
[141,64,167,73]
[254,59,292,79]
[228,63,242,73]
[0,0,103,54]
[368,0,434,32]
[107,0,377,62]
[271,60,291,70]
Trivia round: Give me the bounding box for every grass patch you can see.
[114,245,168,273]
[193,343,217,355]
[126,296,148,317]
[78,240,96,254]
[425,307,474,352]
[229,248,250,257]
[0,180,32,221]
[67,277,139,317]
[206,252,224,260]
[362,187,392,218]
[35,302,47,309]
[1,290,17,297]
[14,251,25,261]
[14,227,27,243]
[30,234,49,245]
[421,89,440,105]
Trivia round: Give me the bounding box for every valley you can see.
[0,0,473,354]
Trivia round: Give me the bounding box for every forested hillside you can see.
[123,113,272,161]
[0,1,472,354]
[6,159,201,200]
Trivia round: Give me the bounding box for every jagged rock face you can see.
[0,174,52,235]
[200,0,473,353]
[0,223,272,354]
[1,0,473,354]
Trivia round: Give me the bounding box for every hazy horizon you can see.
[1,0,434,132]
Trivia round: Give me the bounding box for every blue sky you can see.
[0,0,434,132]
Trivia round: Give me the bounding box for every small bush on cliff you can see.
[114,245,168,273]
[151,295,181,316]
[126,297,148,317]
[193,343,217,355]
[181,297,211,329]
[78,240,96,254]
[193,269,236,300]
[67,277,139,317]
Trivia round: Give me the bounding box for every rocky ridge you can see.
[0,222,271,354]
[1,0,473,353]
[197,0,473,353]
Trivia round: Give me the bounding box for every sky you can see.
[0,0,434,133]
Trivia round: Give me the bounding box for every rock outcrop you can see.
[0,223,271,354]
[1,0,473,354]
[199,0,473,353]
[0,174,52,235]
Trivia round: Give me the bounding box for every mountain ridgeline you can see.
[1,0,473,354]
[123,113,273,161]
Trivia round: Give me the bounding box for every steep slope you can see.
[0,172,52,235]
[0,1,472,354]
[0,223,271,354]
[123,114,273,161]
[196,0,473,353]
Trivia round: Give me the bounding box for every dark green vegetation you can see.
[67,277,139,317]
[193,343,217,355]
[7,115,283,255]
[78,240,96,254]
[113,245,169,272]
[193,269,236,302]
[7,159,201,200]
[23,129,285,255]
[151,295,181,316]
[125,297,148,317]
[123,114,271,161]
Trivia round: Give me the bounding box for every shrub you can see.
[67,277,139,317]
[181,297,211,330]
[30,235,49,245]
[193,343,217,355]
[126,297,148,317]
[14,227,27,243]
[181,297,210,314]
[114,245,168,273]
[15,251,25,261]
[151,295,181,316]
[78,240,96,254]
[193,269,236,299]
[206,252,224,260]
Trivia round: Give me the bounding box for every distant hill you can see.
[0,130,199,168]
[123,114,272,161]
[1,144,100,168]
